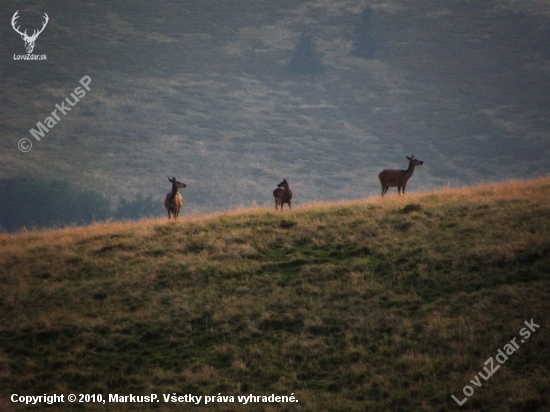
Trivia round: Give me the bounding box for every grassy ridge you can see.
[1,178,550,411]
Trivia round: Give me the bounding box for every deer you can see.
[273,178,293,211]
[378,155,424,197]
[11,11,49,54]
[164,177,187,219]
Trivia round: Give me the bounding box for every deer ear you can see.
[406,156,411,160]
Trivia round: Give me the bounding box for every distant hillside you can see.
[1,177,549,411]
[1,0,550,213]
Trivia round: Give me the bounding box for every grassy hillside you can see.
[2,0,550,211]
[1,177,549,411]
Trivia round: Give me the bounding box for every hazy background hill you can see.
[2,0,550,223]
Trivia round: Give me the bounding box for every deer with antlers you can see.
[378,155,424,197]
[12,10,49,54]
[164,177,187,219]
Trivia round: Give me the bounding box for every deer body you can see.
[378,155,424,197]
[273,178,293,211]
[164,177,186,219]
[11,11,49,54]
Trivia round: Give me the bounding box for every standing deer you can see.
[273,178,293,211]
[164,177,186,219]
[378,155,424,197]
[11,11,49,54]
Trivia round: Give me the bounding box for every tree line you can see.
[0,177,160,232]
[288,6,377,75]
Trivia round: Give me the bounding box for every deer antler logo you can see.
[11,10,49,54]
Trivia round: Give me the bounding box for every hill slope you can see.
[1,178,550,411]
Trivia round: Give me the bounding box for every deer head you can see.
[406,155,424,166]
[12,11,49,54]
[277,178,289,188]
[168,177,187,189]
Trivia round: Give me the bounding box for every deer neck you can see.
[405,163,416,179]
[169,184,179,201]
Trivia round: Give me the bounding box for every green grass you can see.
[1,177,549,410]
